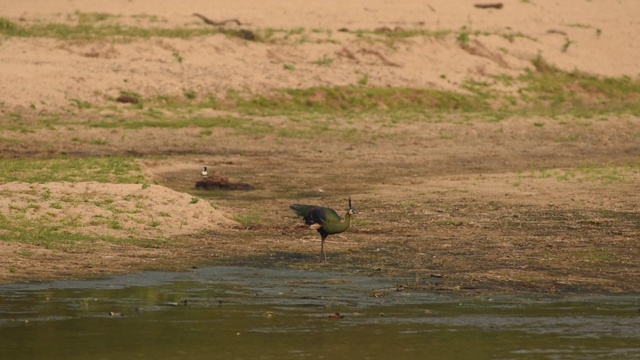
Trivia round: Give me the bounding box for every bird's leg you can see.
[320,236,327,262]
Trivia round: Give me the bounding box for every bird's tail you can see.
[290,204,316,217]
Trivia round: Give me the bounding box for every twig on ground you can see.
[474,3,504,9]
[193,13,243,26]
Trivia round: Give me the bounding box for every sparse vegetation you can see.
[0,15,225,40]
[232,86,490,114]
[561,37,575,52]
[456,30,471,48]
[358,74,369,86]
[234,212,264,228]
[70,99,92,109]
[0,212,120,247]
[0,156,145,183]
[522,163,640,184]
[0,16,636,119]
[514,55,640,116]
[183,89,197,100]
[312,54,334,66]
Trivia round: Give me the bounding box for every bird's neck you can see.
[329,212,352,233]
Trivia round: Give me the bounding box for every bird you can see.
[290,198,357,262]
[201,166,208,178]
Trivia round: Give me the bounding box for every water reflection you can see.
[0,266,638,359]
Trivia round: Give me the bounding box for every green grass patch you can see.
[312,54,334,66]
[0,213,91,248]
[0,14,261,42]
[575,249,614,263]
[0,16,526,48]
[99,57,640,119]
[0,16,224,40]
[0,213,159,249]
[86,115,274,135]
[0,156,146,183]
[576,162,640,184]
[523,162,640,184]
[234,212,265,228]
[356,28,452,40]
[516,55,640,116]
[232,86,490,115]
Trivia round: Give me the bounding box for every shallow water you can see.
[0,266,638,359]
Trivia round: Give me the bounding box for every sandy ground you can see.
[1,0,639,110]
[1,0,640,293]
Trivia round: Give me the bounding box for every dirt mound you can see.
[0,182,237,240]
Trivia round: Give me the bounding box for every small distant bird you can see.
[201,166,208,178]
[290,198,357,262]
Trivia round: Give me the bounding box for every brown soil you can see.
[1,0,640,294]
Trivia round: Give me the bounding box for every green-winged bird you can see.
[290,198,356,262]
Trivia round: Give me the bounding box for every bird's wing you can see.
[290,204,342,227]
[308,207,341,225]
